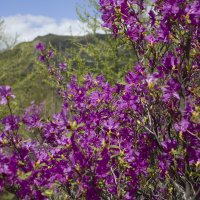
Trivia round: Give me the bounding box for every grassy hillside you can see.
[0,33,135,116]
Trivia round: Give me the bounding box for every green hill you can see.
[0,33,135,115]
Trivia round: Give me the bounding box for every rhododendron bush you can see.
[0,0,200,199]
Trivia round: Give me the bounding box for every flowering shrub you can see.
[0,0,200,199]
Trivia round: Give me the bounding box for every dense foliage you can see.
[0,0,200,199]
[0,33,134,117]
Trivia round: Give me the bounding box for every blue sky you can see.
[0,0,87,20]
[0,0,100,44]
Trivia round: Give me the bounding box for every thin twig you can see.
[187,130,200,142]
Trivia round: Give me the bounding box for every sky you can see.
[1,0,86,20]
[0,0,99,44]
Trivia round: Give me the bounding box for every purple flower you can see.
[174,118,189,132]
[55,69,63,82]
[127,24,145,42]
[161,139,177,152]
[23,102,44,129]
[163,52,178,72]
[96,148,110,178]
[102,117,119,131]
[35,42,45,51]
[58,62,67,71]
[47,50,54,58]
[0,86,15,105]
[38,55,46,62]
[2,115,20,131]
[186,1,200,25]
[145,34,157,45]
[162,79,181,102]
[89,91,102,106]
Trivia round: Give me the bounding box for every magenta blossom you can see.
[35,42,45,51]
[0,86,15,105]
[59,62,67,71]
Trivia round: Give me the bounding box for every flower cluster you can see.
[0,0,199,199]
[0,86,15,105]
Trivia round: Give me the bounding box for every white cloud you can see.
[2,14,92,43]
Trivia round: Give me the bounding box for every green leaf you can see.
[18,171,32,180]
[77,122,85,128]
[110,145,120,149]
[42,189,53,197]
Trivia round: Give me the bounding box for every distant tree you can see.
[0,18,18,50]
[73,0,136,84]
[76,0,102,34]
[0,18,5,43]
